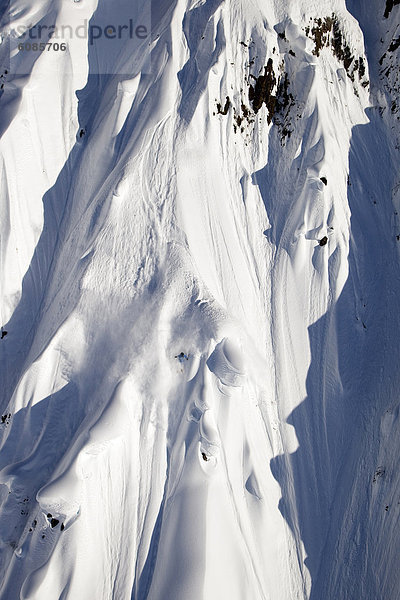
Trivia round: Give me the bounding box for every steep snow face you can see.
[0,0,399,598]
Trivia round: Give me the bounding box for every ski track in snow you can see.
[0,0,399,598]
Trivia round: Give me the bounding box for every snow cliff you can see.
[0,0,399,598]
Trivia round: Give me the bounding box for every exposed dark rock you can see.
[319,236,328,246]
[384,0,400,18]
[233,102,254,132]
[305,15,366,84]
[274,73,295,139]
[216,96,231,115]
[276,73,293,114]
[311,16,334,56]
[388,37,400,52]
[358,56,365,78]
[332,19,354,77]
[249,58,277,119]
[241,103,251,120]
[248,58,295,136]
[320,177,328,185]
[235,114,243,127]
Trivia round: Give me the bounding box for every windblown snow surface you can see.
[0,0,399,597]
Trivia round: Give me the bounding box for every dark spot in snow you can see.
[240,41,247,47]
[1,329,7,339]
[1,413,11,425]
[79,128,86,138]
[50,518,59,528]
[320,176,328,185]
[319,236,328,246]
[42,534,45,539]
[201,452,209,461]
[61,523,65,531]
[30,519,36,531]
[373,467,385,482]
[47,513,52,518]
[289,49,296,57]
[385,505,389,511]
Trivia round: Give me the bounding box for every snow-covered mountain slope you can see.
[0,0,399,598]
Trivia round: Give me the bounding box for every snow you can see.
[0,0,400,598]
